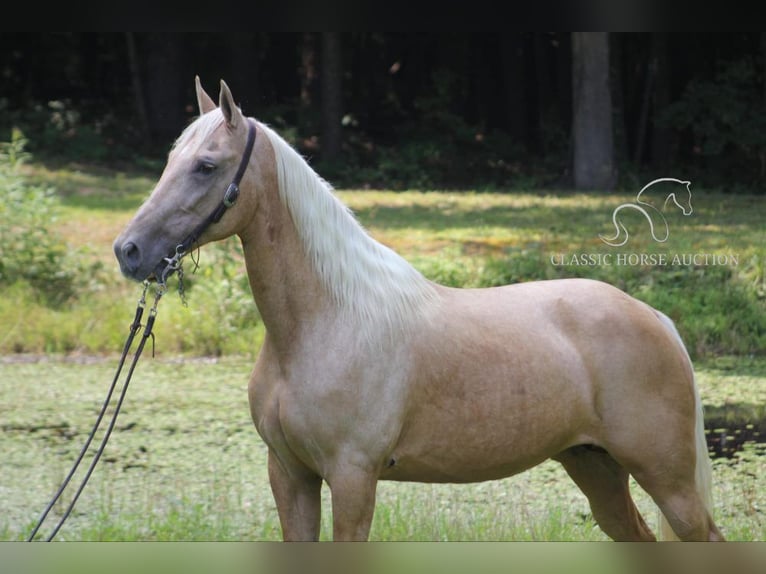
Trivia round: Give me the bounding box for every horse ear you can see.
[219,80,243,130]
[195,76,216,115]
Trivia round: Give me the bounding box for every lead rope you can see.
[27,281,166,541]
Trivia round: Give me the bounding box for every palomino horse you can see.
[114,78,724,541]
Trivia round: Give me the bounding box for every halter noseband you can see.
[159,118,257,285]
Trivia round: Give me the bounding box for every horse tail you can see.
[653,311,714,541]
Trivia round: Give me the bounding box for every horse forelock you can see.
[256,122,437,331]
[170,112,226,158]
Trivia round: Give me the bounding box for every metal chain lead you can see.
[176,261,188,307]
[28,279,168,541]
[159,244,189,307]
[151,282,167,314]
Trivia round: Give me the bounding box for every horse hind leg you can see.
[652,486,724,541]
[628,460,724,542]
[611,314,724,542]
[554,445,656,541]
[601,420,724,541]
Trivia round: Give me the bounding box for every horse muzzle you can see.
[113,238,170,283]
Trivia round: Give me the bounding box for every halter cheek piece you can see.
[159,118,257,285]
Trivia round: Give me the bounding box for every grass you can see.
[1,356,764,542]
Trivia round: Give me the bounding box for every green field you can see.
[1,161,765,541]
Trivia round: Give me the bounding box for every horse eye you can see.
[195,161,216,175]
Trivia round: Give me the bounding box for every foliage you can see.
[0,97,150,166]
[660,57,766,186]
[329,67,551,190]
[3,33,766,193]
[0,131,90,306]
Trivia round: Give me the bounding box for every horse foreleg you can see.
[327,464,378,541]
[268,449,323,541]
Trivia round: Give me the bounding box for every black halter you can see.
[159,118,257,285]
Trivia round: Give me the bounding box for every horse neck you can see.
[239,124,437,352]
[237,147,329,354]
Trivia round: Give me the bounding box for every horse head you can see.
[113,78,260,283]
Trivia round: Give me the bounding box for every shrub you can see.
[0,130,83,305]
[659,57,766,186]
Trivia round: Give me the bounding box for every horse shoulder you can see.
[248,336,287,446]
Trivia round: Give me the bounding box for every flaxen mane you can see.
[258,122,437,330]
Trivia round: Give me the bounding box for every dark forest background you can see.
[2,32,765,192]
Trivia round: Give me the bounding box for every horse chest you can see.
[250,364,407,474]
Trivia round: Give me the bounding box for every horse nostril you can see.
[120,241,142,273]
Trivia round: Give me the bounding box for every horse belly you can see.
[379,442,557,484]
[381,356,592,483]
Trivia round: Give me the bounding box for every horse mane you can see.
[256,121,437,329]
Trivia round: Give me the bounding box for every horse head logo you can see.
[600,178,693,247]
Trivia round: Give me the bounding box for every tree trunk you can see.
[762,32,766,106]
[531,32,552,154]
[124,32,150,142]
[760,32,766,179]
[229,34,259,112]
[571,33,614,190]
[321,32,343,163]
[650,33,671,168]
[610,33,630,164]
[633,41,654,167]
[500,33,528,146]
[300,33,318,108]
[142,33,185,145]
